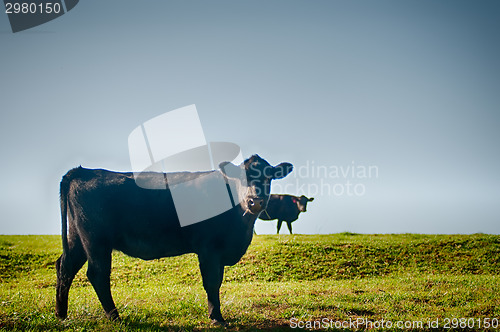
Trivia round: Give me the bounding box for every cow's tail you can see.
[59,171,72,254]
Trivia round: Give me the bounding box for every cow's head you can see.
[293,195,314,212]
[220,155,293,215]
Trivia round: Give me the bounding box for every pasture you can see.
[0,233,499,331]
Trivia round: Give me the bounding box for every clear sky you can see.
[0,0,499,235]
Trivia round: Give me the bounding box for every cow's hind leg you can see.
[198,255,225,325]
[86,247,119,320]
[56,238,87,319]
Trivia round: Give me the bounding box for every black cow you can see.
[259,194,314,234]
[55,155,292,324]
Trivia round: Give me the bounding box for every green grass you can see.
[0,234,499,331]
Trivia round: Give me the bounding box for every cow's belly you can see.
[113,226,191,260]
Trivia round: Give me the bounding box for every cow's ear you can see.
[219,161,243,180]
[292,198,297,204]
[308,197,315,202]
[272,162,293,180]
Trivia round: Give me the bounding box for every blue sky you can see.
[0,0,499,234]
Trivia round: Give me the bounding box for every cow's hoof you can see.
[55,313,67,321]
[106,309,121,321]
[55,308,67,320]
[211,318,227,326]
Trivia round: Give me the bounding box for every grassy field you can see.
[0,233,499,331]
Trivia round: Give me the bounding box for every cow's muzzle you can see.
[243,197,265,216]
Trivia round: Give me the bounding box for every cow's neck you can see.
[238,204,258,232]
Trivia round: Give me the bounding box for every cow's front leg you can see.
[198,255,225,325]
[277,220,283,234]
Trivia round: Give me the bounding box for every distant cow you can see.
[55,155,292,324]
[259,194,314,234]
